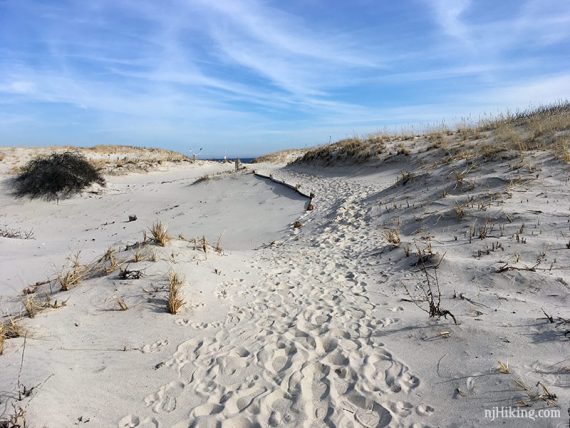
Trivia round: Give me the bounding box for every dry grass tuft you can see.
[398,170,414,186]
[168,272,185,314]
[23,295,42,318]
[384,229,401,245]
[150,221,170,246]
[396,143,411,156]
[0,227,34,240]
[23,294,67,318]
[0,319,26,354]
[192,175,210,185]
[99,246,120,274]
[214,235,223,254]
[494,124,520,145]
[498,360,511,374]
[555,137,570,163]
[58,252,86,291]
[132,248,143,263]
[454,203,466,219]
[116,297,128,311]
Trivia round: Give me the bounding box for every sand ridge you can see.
[1,142,569,426]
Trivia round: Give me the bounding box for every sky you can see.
[1,0,569,157]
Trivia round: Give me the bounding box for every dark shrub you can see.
[14,152,105,200]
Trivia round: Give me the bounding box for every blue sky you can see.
[1,0,569,157]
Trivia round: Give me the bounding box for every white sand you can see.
[1,147,569,427]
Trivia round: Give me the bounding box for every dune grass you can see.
[168,272,185,315]
[150,221,170,246]
[289,102,570,167]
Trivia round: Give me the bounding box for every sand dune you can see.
[1,133,569,427]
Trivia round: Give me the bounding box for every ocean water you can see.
[204,158,256,164]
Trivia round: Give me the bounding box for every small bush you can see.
[14,152,105,200]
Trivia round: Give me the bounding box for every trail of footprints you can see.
[123,175,432,427]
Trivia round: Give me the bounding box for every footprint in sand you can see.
[140,340,168,354]
[343,396,393,428]
[144,381,185,413]
[118,415,158,428]
[416,403,435,416]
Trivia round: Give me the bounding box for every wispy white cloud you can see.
[429,0,472,42]
[0,0,569,155]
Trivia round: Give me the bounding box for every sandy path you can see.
[2,156,569,427]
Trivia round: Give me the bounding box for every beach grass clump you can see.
[13,151,105,200]
[384,229,401,245]
[454,203,466,219]
[0,319,25,354]
[58,252,86,291]
[168,272,185,314]
[150,221,170,246]
[0,323,4,355]
[23,295,42,318]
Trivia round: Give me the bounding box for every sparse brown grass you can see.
[454,203,466,219]
[384,229,401,245]
[283,102,570,168]
[168,272,185,314]
[192,175,210,185]
[397,170,414,186]
[23,295,42,318]
[58,247,121,291]
[291,135,386,165]
[116,297,128,311]
[554,136,570,163]
[0,319,26,354]
[214,235,223,254]
[99,246,119,273]
[498,360,511,374]
[23,294,67,318]
[253,149,306,164]
[396,143,411,156]
[150,221,170,246]
[200,236,208,254]
[494,123,520,145]
[0,227,34,239]
[58,252,86,291]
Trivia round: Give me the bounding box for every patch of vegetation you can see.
[286,101,570,167]
[13,152,105,200]
[291,135,386,165]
